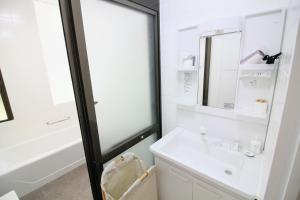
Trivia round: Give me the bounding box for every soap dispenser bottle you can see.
[200,127,206,136]
[249,136,262,155]
[232,140,239,152]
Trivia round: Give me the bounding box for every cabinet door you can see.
[156,159,193,200]
[193,180,241,200]
[193,181,222,200]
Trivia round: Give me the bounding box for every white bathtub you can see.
[0,125,85,197]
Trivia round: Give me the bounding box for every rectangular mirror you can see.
[0,69,13,122]
[198,32,241,109]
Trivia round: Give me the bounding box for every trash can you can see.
[101,153,158,200]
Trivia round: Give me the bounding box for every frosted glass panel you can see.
[104,134,157,168]
[126,134,157,167]
[81,0,156,152]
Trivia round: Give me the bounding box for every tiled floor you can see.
[21,164,93,200]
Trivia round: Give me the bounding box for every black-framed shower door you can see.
[58,0,161,199]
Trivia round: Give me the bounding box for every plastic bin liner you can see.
[101,153,158,200]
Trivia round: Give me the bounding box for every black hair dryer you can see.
[263,52,282,64]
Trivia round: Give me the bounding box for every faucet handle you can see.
[200,127,206,135]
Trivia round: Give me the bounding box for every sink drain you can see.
[224,169,232,175]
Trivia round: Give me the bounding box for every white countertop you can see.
[150,127,264,199]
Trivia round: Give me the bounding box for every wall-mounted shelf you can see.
[177,66,198,72]
[239,64,276,79]
[239,63,276,71]
[176,95,197,106]
[235,108,268,120]
[239,71,273,79]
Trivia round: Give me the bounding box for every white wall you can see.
[261,0,300,197]
[160,0,290,146]
[0,0,80,149]
[34,0,75,105]
[285,133,300,200]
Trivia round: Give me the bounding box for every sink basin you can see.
[160,130,244,168]
[150,127,263,199]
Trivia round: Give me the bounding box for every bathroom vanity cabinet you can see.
[150,128,262,200]
[156,158,249,200]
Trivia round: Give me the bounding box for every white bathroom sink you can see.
[150,127,263,199]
